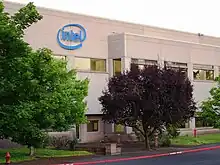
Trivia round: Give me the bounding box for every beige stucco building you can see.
[4,1,220,143]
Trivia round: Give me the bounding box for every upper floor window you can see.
[193,64,214,81]
[131,58,157,70]
[164,61,188,76]
[90,58,106,72]
[75,57,106,72]
[113,58,121,76]
[53,55,66,60]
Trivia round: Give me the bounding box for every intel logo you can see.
[57,24,87,50]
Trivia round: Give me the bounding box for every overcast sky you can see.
[6,0,220,37]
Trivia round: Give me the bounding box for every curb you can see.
[55,145,220,165]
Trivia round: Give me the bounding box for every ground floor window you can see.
[114,124,124,133]
[87,120,99,132]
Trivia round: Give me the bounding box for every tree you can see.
[200,77,220,128]
[99,64,196,150]
[0,2,89,155]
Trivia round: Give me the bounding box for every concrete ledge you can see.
[179,127,220,136]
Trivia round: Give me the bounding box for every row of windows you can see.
[87,120,126,133]
[83,118,214,132]
[85,117,213,132]
[75,58,106,72]
[131,59,217,81]
[54,56,219,81]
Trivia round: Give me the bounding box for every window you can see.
[87,120,99,132]
[193,64,214,81]
[113,58,121,76]
[114,124,124,133]
[75,57,90,70]
[164,61,188,76]
[53,55,66,60]
[75,57,106,72]
[131,58,157,70]
[90,58,106,72]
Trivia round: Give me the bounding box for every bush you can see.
[158,133,171,147]
[48,136,78,150]
[40,134,50,148]
[69,138,78,151]
[166,124,180,138]
[49,136,71,149]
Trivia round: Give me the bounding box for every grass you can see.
[171,133,220,146]
[0,148,92,163]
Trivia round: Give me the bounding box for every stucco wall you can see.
[119,33,220,109]
[4,1,220,117]
[79,116,104,143]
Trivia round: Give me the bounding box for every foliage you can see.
[158,132,171,147]
[200,77,220,128]
[99,64,196,150]
[166,124,180,138]
[48,136,78,150]
[0,2,88,151]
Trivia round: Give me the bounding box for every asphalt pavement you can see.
[97,148,220,165]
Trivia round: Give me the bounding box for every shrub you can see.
[158,133,171,147]
[166,124,180,138]
[48,136,79,150]
[49,136,71,149]
[40,134,50,148]
[69,138,79,151]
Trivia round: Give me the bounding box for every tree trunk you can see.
[29,146,35,156]
[144,134,151,150]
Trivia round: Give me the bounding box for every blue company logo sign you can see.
[57,24,86,50]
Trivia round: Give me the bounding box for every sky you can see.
[5,0,220,37]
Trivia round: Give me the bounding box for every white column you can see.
[188,62,196,129]
[187,62,193,80]
[189,117,196,129]
[125,126,133,134]
[66,56,74,71]
[214,66,219,78]
[121,57,133,134]
[121,56,131,72]
[79,124,87,143]
[108,59,113,77]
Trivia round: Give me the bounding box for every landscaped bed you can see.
[171,133,220,146]
[0,147,92,164]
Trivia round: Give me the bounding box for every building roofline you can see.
[4,0,220,40]
[122,32,220,49]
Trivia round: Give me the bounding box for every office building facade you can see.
[4,1,220,143]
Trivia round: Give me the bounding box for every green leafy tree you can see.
[200,77,220,128]
[0,2,88,155]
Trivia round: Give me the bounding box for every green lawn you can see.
[171,133,220,146]
[0,148,92,163]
